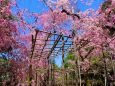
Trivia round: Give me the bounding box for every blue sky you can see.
[14,0,104,12]
[13,0,104,67]
[78,0,104,11]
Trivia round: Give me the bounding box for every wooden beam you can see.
[39,33,52,58]
[47,35,62,59]
[35,29,72,38]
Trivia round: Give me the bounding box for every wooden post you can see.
[51,61,53,86]
[62,36,65,86]
[29,30,38,86]
[65,72,68,86]
[72,30,79,86]
[50,60,55,86]
[52,61,55,86]
[102,49,108,86]
[35,68,38,86]
[47,59,50,86]
[104,58,108,86]
[28,35,34,86]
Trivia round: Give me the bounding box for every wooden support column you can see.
[77,52,82,86]
[52,60,55,86]
[72,30,80,86]
[62,36,65,86]
[29,30,38,86]
[102,50,108,86]
[50,60,55,86]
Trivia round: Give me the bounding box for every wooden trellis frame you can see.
[29,29,74,86]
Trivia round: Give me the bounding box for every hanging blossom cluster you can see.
[99,0,115,35]
[39,10,68,31]
[0,0,31,85]
[73,0,115,71]
[0,0,18,52]
[80,59,90,72]
[0,0,29,59]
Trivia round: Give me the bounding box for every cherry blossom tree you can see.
[0,0,115,85]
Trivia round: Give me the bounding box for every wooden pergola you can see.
[29,29,74,86]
